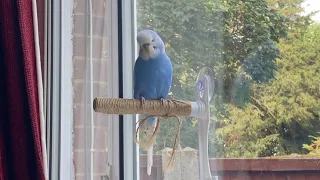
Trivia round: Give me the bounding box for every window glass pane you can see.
[72,0,113,179]
[136,0,320,179]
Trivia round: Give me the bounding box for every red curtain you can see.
[0,1,45,180]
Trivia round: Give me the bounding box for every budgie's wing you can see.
[133,57,145,99]
[155,55,173,99]
[134,56,172,100]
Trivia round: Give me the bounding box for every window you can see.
[46,0,121,180]
[71,0,121,180]
[133,0,320,179]
[45,0,320,179]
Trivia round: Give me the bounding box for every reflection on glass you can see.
[72,1,111,180]
[137,0,320,179]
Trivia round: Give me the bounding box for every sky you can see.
[302,0,320,23]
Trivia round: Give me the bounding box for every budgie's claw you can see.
[160,98,166,106]
[140,96,146,108]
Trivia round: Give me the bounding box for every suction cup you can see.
[196,67,214,102]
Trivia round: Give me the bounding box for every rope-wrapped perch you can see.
[93,97,192,116]
[93,97,193,171]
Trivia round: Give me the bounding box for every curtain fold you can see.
[32,0,48,178]
[0,0,46,179]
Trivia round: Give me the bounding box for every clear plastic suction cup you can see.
[195,67,215,180]
[196,67,214,102]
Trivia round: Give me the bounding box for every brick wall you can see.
[72,0,112,179]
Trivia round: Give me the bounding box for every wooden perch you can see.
[93,97,192,116]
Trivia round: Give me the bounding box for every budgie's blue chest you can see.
[134,54,173,100]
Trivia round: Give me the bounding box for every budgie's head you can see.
[137,29,165,60]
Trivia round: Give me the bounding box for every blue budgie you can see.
[133,29,173,175]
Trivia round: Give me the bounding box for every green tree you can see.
[303,135,320,154]
[136,0,290,154]
[217,24,320,157]
[137,0,287,103]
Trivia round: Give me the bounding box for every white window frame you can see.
[60,0,74,179]
[121,0,139,178]
[45,0,64,179]
[45,0,74,179]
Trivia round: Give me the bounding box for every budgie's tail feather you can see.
[135,114,182,173]
[134,115,157,176]
[135,115,160,150]
[147,145,153,175]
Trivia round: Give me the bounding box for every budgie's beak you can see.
[143,43,150,53]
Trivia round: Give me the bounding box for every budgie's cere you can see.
[134,29,173,175]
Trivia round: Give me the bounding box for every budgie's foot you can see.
[140,96,146,108]
[160,98,166,106]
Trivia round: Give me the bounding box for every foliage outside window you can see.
[136,0,320,158]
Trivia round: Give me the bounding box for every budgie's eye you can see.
[153,46,156,49]
[152,39,154,42]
